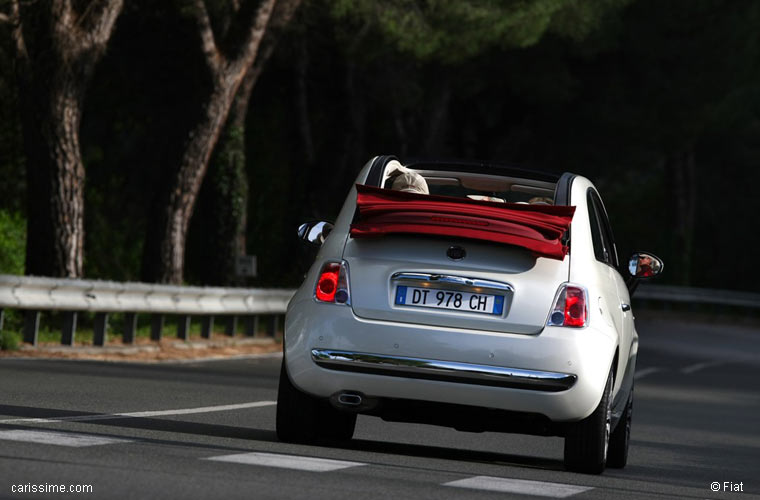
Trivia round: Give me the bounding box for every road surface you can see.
[0,312,758,499]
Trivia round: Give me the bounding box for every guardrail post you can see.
[123,312,137,344]
[94,313,108,346]
[151,314,164,341]
[245,315,258,337]
[61,312,77,346]
[225,316,237,337]
[201,316,214,339]
[23,310,40,346]
[267,315,280,338]
[177,315,190,340]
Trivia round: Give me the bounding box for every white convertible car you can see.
[277,156,663,474]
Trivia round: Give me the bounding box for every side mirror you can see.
[628,252,664,279]
[298,221,334,246]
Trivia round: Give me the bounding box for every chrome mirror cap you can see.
[298,221,334,245]
[628,252,664,279]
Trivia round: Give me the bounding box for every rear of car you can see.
[278,156,630,474]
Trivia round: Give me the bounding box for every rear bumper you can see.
[311,349,577,392]
[284,292,617,422]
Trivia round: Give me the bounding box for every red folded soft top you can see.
[350,184,575,260]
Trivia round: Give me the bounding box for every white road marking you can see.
[681,361,724,374]
[634,367,662,380]
[445,476,593,498]
[0,401,276,424]
[205,452,365,472]
[0,429,132,447]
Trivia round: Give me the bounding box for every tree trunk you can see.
[199,96,249,286]
[45,82,87,277]
[665,148,697,285]
[392,99,409,157]
[142,0,301,284]
[422,76,452,154]
[198,12,292,286]
[335,57,366,190]
[11,0,123,278]
[295,36,315,165]
[155,81,239,284]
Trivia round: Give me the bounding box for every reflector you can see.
[547,284,588,328]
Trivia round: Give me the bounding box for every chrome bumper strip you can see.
[311,349,576,392]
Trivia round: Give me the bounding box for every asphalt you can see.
[0,311,758,499]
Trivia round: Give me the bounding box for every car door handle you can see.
[621,303,631,312]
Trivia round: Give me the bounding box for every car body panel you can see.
[567,176,637,401]
[284,292,615,421]
[344,235,569,334]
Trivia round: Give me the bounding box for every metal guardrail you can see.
[1,276,757,348]
[635,284,760,309]
[0,275,296,347]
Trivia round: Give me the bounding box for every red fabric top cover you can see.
[350,184,575,260]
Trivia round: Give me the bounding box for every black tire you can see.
[564,370,613,474]
[320,406,357,441]
[607,385,632,468]
[275,361,356,443]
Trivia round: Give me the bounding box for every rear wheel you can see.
[564,370,613,474]
[276,361,356,443]
[607,385,633,468]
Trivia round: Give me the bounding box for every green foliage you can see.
[0,329,20,351]
[2,0,759,293]
[329,0,630,63]
[187,124,249,286]
[548,0,629,41]
[0,309,22,351]
[0,210,26,275]
[83,174,145,282]
[211,125,248,241]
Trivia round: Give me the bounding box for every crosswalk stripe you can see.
[444,476,593,498]
[205,452,365,472]
[0,429,132,447]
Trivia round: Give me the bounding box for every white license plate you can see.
[394,286,504,315]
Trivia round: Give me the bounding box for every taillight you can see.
[547,284,588,328]
[315,261,351,305]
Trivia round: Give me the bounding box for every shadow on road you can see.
[0,403,277,443]
[335,437,565,472]
[0,403,565,471]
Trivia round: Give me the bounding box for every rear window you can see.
[381,167,557,206]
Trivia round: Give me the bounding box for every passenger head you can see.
[392,171,429,194]
[528,196,554,205]
[386,162,429,195]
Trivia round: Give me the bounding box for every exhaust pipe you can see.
[337,393,362,406]
[330,391,379,412]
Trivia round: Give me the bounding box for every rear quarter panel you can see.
[567,176,627,397]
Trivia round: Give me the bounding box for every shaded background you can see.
[1,0,758,290]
